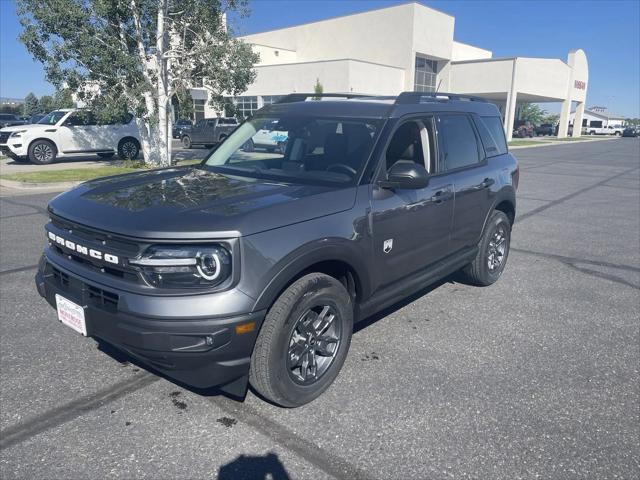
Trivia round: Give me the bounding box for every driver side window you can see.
[385,118,435,173]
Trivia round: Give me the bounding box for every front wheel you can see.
[28,139,57,165]
[181,135,192,149]
[250,273,353,407]
[461,210,511,286]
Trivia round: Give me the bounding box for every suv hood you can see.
[0,123,47,133]
[48,166,356,239]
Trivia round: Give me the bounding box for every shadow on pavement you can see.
[218,452,291,480]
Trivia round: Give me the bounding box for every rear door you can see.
[436,113,497,254]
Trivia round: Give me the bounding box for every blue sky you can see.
[2,0,639,117]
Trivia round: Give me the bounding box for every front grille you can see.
[50,265,120,313]
[48,214,144,284]
[0,132,11,144]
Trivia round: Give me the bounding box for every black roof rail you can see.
[395,91,488,104]
[276,93,377,103]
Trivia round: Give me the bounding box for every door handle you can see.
[476,178,495,190]
[430,190,452,204]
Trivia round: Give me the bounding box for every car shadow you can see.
[353,272,461,334]
[96,272,467,403]
[217,452,291,480]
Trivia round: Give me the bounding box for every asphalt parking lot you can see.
[1,139,639,479]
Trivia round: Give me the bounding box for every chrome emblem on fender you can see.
[383,239,393,254]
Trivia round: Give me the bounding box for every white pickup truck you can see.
[585,125,624,136]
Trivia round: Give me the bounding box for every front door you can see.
[370,117,454,291]
[57,111,101,153]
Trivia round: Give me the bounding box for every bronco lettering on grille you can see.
[48,231,119,265]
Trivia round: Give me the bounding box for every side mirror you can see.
[379,161,429,189]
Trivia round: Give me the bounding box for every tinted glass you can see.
[475,115,507,157]
[439,115,479,170]
[64,111,95,126]
[204,115,380,186]
[37,111,67,125]
[0,114,17,120]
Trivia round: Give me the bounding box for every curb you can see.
[509,137,621,150]
[0,178,81,191]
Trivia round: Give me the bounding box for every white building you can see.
[191,2,589,140]
[569,106,626,129]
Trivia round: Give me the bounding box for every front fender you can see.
[248,238,372,313]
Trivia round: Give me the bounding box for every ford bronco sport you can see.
[36,92,518,407]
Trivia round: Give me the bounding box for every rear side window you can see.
[438,114,480,171]
[475,115,508,157]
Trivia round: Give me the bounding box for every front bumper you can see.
[35,253,265,389]
[0,141,27,158]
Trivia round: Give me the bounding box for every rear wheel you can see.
[250,273,353,407]
[28,139,57,165]
[118,138,140,160]
[461,210,511,286]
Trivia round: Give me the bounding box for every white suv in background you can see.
[0,109,141,164]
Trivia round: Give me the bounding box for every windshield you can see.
[38,111,68,125]
[204,115,381,186]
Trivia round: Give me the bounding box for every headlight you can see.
[130,245,232,289]
[10,130,26,138]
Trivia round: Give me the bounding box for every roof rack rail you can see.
[395,91,488,104]
[276,93,376,103]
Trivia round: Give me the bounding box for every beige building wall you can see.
[451,41,492,62]
[242,60,405,96]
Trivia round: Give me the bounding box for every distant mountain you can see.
[0,97,25,104]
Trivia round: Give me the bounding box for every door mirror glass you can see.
[380,161,429,189]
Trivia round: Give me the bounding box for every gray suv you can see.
[36,92,518,407]
[181,117,238,149]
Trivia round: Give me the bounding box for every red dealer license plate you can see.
[55,294,87,336]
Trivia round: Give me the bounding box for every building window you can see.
[226,96,258,118]
[194,99,206,122]
[414,55,438,92]
[262,95,284,106]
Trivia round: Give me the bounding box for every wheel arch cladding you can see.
[253,252,367,314]
[494,199,515,226]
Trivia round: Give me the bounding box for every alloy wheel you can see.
[33,143,54,163]
[287,305,341,385]
[121,141,138,159]
[487,223,507,271]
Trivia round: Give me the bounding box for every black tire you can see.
[461,210,511,286]
[97,152,115,159]
[28,139,57,165]
[118,138,140,160]
[250,273,353,408]
[181,135,192,149]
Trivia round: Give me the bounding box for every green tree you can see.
[542,113,560,125]
[519,103,546,125]
[313,78,323,100]
[23,92,39,116]
[625,117,640,126]
[17,0,258,167]
[38,95,55,113]
[53,88,75,109]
